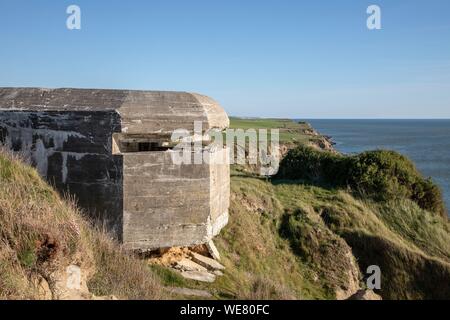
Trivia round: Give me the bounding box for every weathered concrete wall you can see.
[0,88,229,134]
[208,148,230,236]
[122,149,230,250]
[123,152,209,250]
[0,110,124,237]
[117,91,229,134]
[0,88,230,250]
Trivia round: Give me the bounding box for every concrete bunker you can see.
[0,88,230,251]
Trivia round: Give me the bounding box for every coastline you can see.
[307,119,450,213]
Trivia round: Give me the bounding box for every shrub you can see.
[275,145,349,186]
[412,178,445,216]
[275,146,447,217]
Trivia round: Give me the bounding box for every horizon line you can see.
[231,116,450,120]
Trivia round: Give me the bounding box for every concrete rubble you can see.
[146,245,225,283]
[164,287,212,298]
[190,252,225,271]
[180,270,216,283]
[174,258,208,273]
[172,251,226,283]
[206,240,221,261]
[176,252,226,283]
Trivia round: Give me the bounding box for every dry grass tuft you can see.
[0,150,165,300]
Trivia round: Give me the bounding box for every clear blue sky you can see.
[1,0,449,118]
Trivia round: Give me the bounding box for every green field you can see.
[229,117,321,146]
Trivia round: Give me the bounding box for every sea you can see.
[305,119,450,213]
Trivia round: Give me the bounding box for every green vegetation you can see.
[189,170,448,299]
[204,177,333,299]
[204,118,449,300]
[1,117,449,300]
[155,118,450,299]
[275,182,450,299]
[229,117,323,146]
[276,145,447,217]
[149,264,189,288]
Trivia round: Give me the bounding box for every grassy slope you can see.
[204,118,449,299]
[140,117,450,300]
[0,151,165,300]
[198,174,448,300]
[2,117,449,300]
[143,117,342,299]
[275,182,450,299]
[151,176,334,300]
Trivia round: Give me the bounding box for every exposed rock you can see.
[165,287,213,298]
[174,258,208,272]
[147,247,190,267]
[66,265,82,290]
[302,128,320,136]
[190,252,225,271]
[348,289,382,300]
[50,264,91,300]
[308,137,336,153]
[212,270,224,276]
[179,270,216,283]
[43,264,121,300]
[32,275,52,300]
[206,240,221,261]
